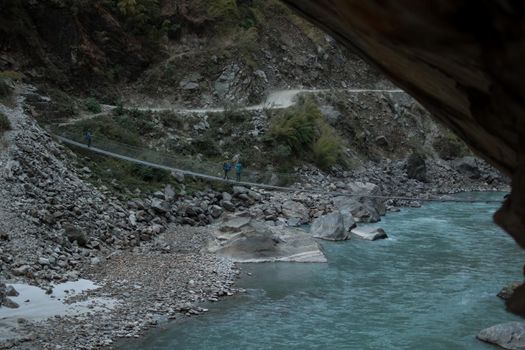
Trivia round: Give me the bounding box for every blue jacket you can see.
[235,163,242,173]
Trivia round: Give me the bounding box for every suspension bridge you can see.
[54,134,504,204]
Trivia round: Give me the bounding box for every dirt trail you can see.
[58,88,404,126]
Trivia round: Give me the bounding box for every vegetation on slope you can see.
[269,96,344,170]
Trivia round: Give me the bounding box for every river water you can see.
[123,192,523,350]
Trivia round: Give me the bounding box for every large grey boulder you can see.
[333,196,380,223]
[477,322,525,349]
[208,220,326,263]
[310,211,354,241]
[340,209,357,230]
[351,227,388,241]
[347,182,387,216]
[281,200,309,222]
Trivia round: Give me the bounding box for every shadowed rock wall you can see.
[280,0,525,313]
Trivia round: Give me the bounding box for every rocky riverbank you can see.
[0,89,242,349]
[0,86,509,349]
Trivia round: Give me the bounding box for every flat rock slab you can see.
[351,227,388,241]
[477,322,525,349]
[209,220,327,263]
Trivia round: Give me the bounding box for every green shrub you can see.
[0,112,11,132]
[270,99,320,154]
[84,97,102,113]
[113,102,125,116]
[269,97,345,170]
[312,126,343,170]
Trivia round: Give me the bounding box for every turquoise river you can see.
[122,192,523,350]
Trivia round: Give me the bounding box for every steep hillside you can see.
[0,0,507,190]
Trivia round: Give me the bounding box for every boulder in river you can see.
[333,196,380,223]
[477,322,525,349]
[310,211,353,241]
[350,227,388,241]
[208,220,326,263]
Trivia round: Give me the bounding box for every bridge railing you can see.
[55,130,297,187]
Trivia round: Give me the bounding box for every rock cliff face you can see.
[281,0,525,305]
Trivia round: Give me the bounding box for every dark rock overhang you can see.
[280,0,525,314]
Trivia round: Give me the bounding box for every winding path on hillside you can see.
[59,88,404,126]
[136,88,405,113]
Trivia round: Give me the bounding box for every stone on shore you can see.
[350,227,388,241]
[477,322,525,349]
[281,200,309,223]
[221,201,236,212]
[310,212,351,241]
[2,297,20,309]
[5,285,19,297]
[209,220,326,263]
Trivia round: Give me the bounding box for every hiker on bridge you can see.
[235,161,243,182]
[223,161,232,180]
[84,131,92,148]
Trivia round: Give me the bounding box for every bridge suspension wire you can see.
[53,134,505,205]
